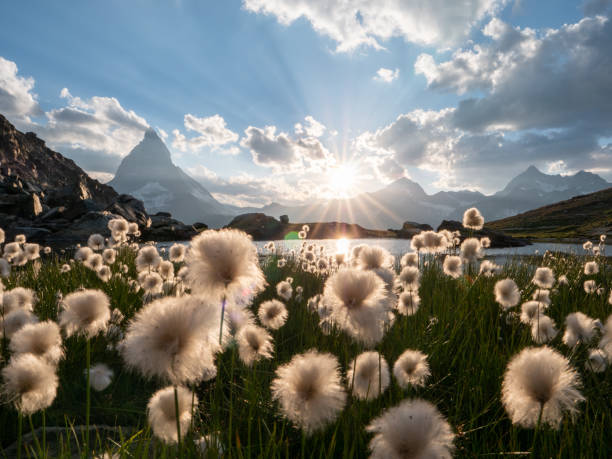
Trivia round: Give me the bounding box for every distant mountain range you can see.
[109,129,237,227]
[106,129,612,228]
[488,186,612,240]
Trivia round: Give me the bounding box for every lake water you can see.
[254,239,591,260]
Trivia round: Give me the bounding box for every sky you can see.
[1,0,611,207]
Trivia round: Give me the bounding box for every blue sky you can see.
[1,0,611,206]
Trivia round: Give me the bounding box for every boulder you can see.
[437,220,530,248]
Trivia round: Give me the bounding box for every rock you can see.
[391,221,434,238]
[140,212,199,241]
[105,194,150,228]
[437,220,530,248]
[279,214,289,224]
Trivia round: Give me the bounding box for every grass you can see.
[1,244,611,458]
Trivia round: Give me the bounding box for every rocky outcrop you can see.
[225,213,398,240]
[140,212,207,242]
[437,220,530,248]
[390,221,434,238]
[0,114,199,245]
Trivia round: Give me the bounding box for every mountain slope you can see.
[109,129,235,226]
[487,187,612,239]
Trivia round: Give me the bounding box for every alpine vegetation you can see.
[0,217,609,457]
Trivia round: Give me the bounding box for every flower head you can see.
[584,261,598,275]
[258,299,288,330]
[494,279,520,309]
[86,363,114,391]
[462,207,484,230]
[502,346,584,428]
[396,291,420,316]
[533,267,555,289]
[88,234,105,251]
[393,349,430,388]
[563,312,597,348]
[460,238,483,262]
[442,256,462,279]
[237,324,274,366]
[9,321,64,365]
[185,229,265,302]
[1,309,38,339]
[2,287,36,314]
[322,268,390,345]
[271,350,346,434]
[400,252,418,268]
[2,354,58,414]
[531,315,558,344]
[367,399,454,459]
[121,295,221,384]
[169,243,186,262]
[276,281,293,301]
[147,385,197,444]
[347,351,390,400]
[397,266,420,289]
[136,246,161,272]
[59,289,110,338]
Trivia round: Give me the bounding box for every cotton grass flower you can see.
[494,279,520,309]
[121,295,221,384]
[532,267,555,289]
[583,240,593,251]
[276,280,293,301]
[356,245,394,270]
[563,312,597,348]
[586,349,607,373]
[102,248,116,265]
[59,289,110,338]
[84,253,103,271]
[3,241,22,261]
[185,229,265,302]
[520,301,546,324]
[158,260,174,280]
[397,266,420,289]
[87,233,105,251]
[147,385,197,444]
[140,272,163,295]
[75,246,94,263]
[501,346,584,428]
[583,280,597,294]
[2,353,58,415]
[584,261,598,275]
[1,309,38,339]
[347,351,390,400]
[236,324,274,366]
[0,258,10,277]
[271,350,346,435]
[14,234,26,244]
[531,315,558,344]
[136,246,161,272]
[9,321,63,365]
[169,243,186,262]
[24,243,40,260]
[97,265,111,283]
[463,207,484,230]
[442,256,462,279]
[393,349,430,389]
[322,268,390,345]
[258,299,288,330]
[2,287,36,314]
[460,238,482,262]
[532,289,551,305]
[396,291,420,316]
[480,236,491,248]
[400,252,418,268]
[86,363,114,391]
[367,399,454,459]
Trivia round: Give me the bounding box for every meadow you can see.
[0,210,610,458]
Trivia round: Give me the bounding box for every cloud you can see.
[294,115,326,137]
[243,0,507,52]
[172,113,239,153]
[0,56,42,125]
[240,124,330,169]
[373,68,399,83]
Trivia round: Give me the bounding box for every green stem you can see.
[219,295,227,346]
[531,403,544,455]
[174,385,182,451]
[17,412,22,459]
[28,414,43,456]
[42,409,46,458]
[85,338,91,457]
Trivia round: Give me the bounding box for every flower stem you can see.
[219,295,227,346]
[174,385,182,451]
[85,338,91,456]
[28,413,43,456]
[17,412,22,459]
[531,403,544,454]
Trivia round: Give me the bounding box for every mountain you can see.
[247,167,610,229]
[109,129,236,226]
[0,113,149,243]
[487,187,612,240]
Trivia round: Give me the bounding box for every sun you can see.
[329,164,357,197]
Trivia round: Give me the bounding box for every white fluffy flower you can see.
[396,291,420,316]
[60,289,110,338]
[346,351,390,400]
[393,349,430,388]
[356,245,394,270]
[169,243,186,262]
[9,321,64,365]
[136,246,161,272]
[586,349,607,373]
[367,399,454,459]
[397,266,420,289]
[88,234,106,251]
[1,309,39,339]
[584,261,598,275]
[86,363,114,391]
[442,256,462,279]
[236,324,274,366]
[583,279,597,294]
[462,207,484,230]
[520,301,546,325]
[276,281,293,301]
[502,346,584,428]
[563,312,597,348]
[460,238,482,262]
[258,299,288,330]
[2,287,36,314]
[531,315,558,344]
[494,279,520,309]
[2,353,58,414]
[271,350,346,434]
[532,267,555,289]
[400,252,418,268]
[147,385,197,444]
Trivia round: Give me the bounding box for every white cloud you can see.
[0,56,41,125]
[294,115,326,137]
[172,113,239,153]
[240,124,330,169]
[373,68,399,83]
[243,0,507,52]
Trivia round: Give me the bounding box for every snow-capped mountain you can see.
[109,129,236,226]
[246,167,610,229]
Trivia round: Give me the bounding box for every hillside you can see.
[487,187,612,240]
